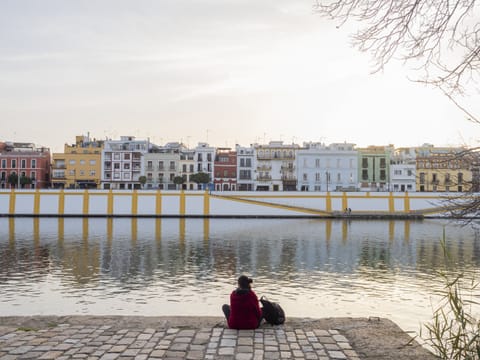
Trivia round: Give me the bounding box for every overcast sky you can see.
[1,0,479,153]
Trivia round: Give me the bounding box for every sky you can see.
[1,0,479,153]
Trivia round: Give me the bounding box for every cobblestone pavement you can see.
[0,322,359,360]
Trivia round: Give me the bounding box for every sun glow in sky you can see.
[1,0,479,152]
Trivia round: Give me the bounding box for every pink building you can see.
[0,142,51,189]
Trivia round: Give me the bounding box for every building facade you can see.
[296,142,358,192]
[416,144,472,192]
[253,141,299,191]
[236,145,255,191]
[357,145,393,191]
[52,135,103,189]
[101,136,149,190]
[179,147,196,190]
[389,147,416,192]
[144,142,181,190]
[0,142,51,189]
[194,143,215,190]
[214,148,237,191]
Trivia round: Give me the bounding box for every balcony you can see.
[281,165,295,171]
[256,175,272,181]
[257,165,272,171]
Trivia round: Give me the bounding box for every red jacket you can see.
[227,288,262,329]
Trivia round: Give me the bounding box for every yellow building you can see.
[416,144,472,192]
[52,135,104,189]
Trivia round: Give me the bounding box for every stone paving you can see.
[0,322,359,360]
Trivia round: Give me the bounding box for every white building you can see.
[194,142,215,190]
[253,141,299,191]
[236,145,255,191]
[179,147,196,190]
[296,142,358,192]
[101,136,150,190]
[390,147,417,192]
[144,142,182,190]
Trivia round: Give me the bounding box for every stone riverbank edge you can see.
[0,316,436,360]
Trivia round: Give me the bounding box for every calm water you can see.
[1,217,480,334]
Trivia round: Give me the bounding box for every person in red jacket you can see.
[222,275,263,329]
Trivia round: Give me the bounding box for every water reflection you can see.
[1,218,479,332]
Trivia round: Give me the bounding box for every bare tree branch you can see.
[314,0,480,118]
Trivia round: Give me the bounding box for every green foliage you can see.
[7,173,18,187]
[138,176,147,186]
[20,175,32,185]
[190,172,210,185]
[173,176,185,185]
[422,230,480,359]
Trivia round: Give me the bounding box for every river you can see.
[1,217,479,335]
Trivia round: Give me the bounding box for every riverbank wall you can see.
[0,189,460,218]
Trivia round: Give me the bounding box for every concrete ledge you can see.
[0,316,436,359]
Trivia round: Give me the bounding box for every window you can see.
[90,170,96,176]
[420,172,425,184]
[337,173,341,182]
[89,160,96,165]
[240,158,245,167]
[80,160,86,165]
[183,164,187,172]
[207,153,212,162]
[69,170,75,176]
[208,163,212,172]
[169,173,175,181]
[315,159,320,168]
[362,158,368,168]
[169,161,175,170]
[315,173,321,182]
[407,169,412,176]
[147,161,153,169]
[224,170,228,177]
[21,159,26,168]
[362,169,368,180]
[380,158,386,168]
[394,170,402,175]
[158,161,164,170]
[123,173,131,180]
[246,158,251,167]
[124,163,130,170]
[189,164,194,173]
[80,170,85,176]
[1,171,5,180]
[114,153,120,160]
[380,170,386,181]
[124,153,130,160]
[458,172,464,184]
[303,173,308,181]
[1,159,5,168]
[240,170,251,180]
[198,154,203,161]
[114,163,120,170]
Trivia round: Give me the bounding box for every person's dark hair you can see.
[237,275,253,289]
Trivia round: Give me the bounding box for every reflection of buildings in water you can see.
[1,218,479,287]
